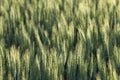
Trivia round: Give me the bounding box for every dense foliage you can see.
[0,0,120,80]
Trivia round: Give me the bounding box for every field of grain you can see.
[0,0,120,80]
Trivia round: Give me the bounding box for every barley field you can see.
[0,0,120,80]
